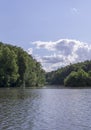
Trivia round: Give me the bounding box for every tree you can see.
[0,47,19,87]
[64,69,89,87]
[0,42,45,87]
[46,60,91,87]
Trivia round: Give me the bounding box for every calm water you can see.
[0,87,91,130]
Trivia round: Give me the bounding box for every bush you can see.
[64,69,90,87]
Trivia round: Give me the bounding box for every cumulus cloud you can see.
[42,54,64,63]
[33,41,55,51]
[31,39,91,71]
[28,48,33,55]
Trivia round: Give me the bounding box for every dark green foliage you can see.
[0,47,19,87]
[0,42,45,87]
[64,69,91,87]
[46,61,91,87]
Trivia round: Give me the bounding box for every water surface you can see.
[0,87,91,130]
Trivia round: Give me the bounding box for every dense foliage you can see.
[0,42,45,87]
[46,61,91,87]
[64,69,91,87]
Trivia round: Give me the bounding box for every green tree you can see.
[64,69,89,87]
[0,47,19,87]
[0,42,45,87]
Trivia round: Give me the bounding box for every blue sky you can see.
[0,0,91,71]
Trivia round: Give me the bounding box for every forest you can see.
[46,60,91,87]
[1,42,91,88]
[0,42,45,87]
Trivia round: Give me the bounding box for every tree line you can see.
[0,42,45,87]
[46,61,91,87]
[1,41,91,88]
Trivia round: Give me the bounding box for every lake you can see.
[0,87,91,130]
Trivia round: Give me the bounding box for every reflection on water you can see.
[0,88,91,130]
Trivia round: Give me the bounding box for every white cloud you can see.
[71,8,79,14]
[31,39,91,72]
[42,54,64,63]
[28,48,33,55]
[32,41,55,51]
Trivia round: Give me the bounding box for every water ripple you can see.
[0,88,91,130]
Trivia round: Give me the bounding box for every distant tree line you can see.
[46,61,91,87]
[0,42,45,87]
